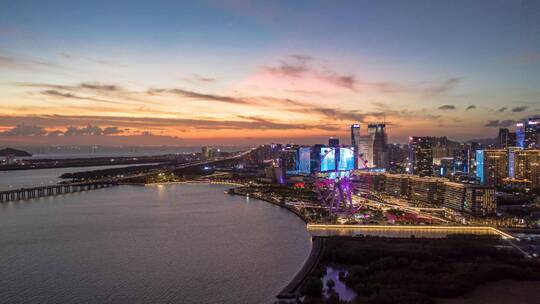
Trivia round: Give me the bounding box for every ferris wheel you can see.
[313,148,372,214]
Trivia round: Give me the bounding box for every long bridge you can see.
[0,149,255,203]
[0,180,118,202]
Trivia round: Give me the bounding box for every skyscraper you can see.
[498,128,510,148]
[358,135,374,168]
[525,117,540,149]
[516,123,526,149]
[408,136,433,176]
[475,149,508,186]
[350,124,360,169]
[368,123,388,168]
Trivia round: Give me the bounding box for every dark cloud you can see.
[498,107,508,112]
[60,53,126,67]
[438,105,456,110]
[512,106,528,112]
[0,124,47,136]
[103,126,123,135]
[423,78,461,97]
[317,72,357,90]
[264,54,358,90]
[263,56,309,77]
[64,125,104,136]
[40,89,122,104]
[47,130,64,137]
[179,74,218,85]
[147,88,250,105]
[485,120,515,127]
[466,105,476,110]
[79,82,122,92]
[0,52,63,70]
[0,115,332,132]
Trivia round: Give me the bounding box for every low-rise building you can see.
[383,173,409,197]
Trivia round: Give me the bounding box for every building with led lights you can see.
[350,124,360,169]
[476,149,508,187]
[408,136,433,176]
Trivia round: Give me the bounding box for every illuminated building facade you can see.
[368,124,388,168]
[443,182,466,211]
[320,147,355,172]
[408,136,433,176]
[408,176,445,205]
[444,182,496,216]
[510,149,540,190]
[350,124,360,169]
[464,186,496,216]
[297,147,311,174]
[476,149,508,187]
[516,123,526,149]
[358,135,374,167]
[525,117,540,149]
[384,174,409,197]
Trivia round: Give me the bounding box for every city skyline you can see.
[1,0,539,146]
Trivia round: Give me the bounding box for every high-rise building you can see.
[498,128,510,148]
[408,136,433,176]
[358,135,374,168]
[516,123,526,149]
[350,124,360,169]
[475,149,508,187]
[509,149,540,190]
[368,124,388,168]
[525,117,540,149]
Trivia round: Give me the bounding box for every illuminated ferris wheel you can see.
[313,148,371,214]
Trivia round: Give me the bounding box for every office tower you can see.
[328,137,339,147]
[408,136,433,176]
[475,149,508,186]
[350,124,360,169]
[508,132,517,147]
[358,135,374,168]
[516,123,526,149]
[498,128,510,148]
[368,124,388,168]
[525,117,540,149]
[453,146,469,173]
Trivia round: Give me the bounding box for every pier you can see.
[0,180,118,202]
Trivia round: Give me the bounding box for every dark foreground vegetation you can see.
[302,236,540,304]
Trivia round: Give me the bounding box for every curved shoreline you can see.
[226,187,309,223]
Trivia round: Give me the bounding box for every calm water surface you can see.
[0,184,311,304]
[0,163,157,191]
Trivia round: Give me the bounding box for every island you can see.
[0,147,32,157]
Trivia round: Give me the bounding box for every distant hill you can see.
[466,137,497,146]
[0,148,32,157]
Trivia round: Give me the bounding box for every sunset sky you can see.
[1,0,539,146]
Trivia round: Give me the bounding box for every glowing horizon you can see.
[1,1,539,146]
